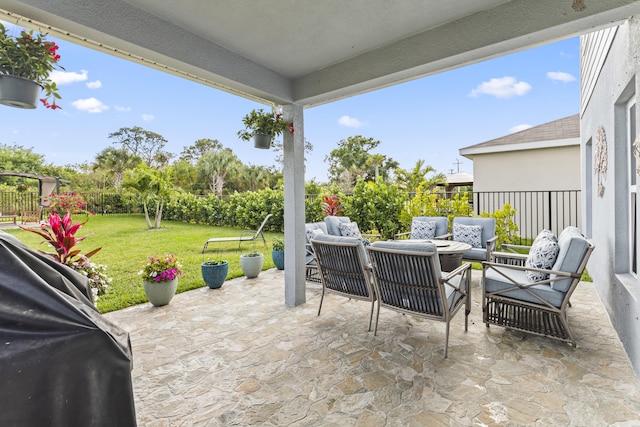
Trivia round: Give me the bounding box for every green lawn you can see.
[5,214,283,313]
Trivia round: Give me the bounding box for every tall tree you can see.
[197,148,240,197]
[325,136,398,190]
[93,147,141,190]
[180,138,222,163]
[108,126,171,168]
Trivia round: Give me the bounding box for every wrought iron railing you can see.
[0,190,582,242]
[472,190,582,242]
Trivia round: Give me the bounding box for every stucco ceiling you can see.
[2,0,640,107]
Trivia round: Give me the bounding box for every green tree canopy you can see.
[325,136,398,191]
[180,138,222,164]
[197,148,240,197]
[108,126,172,168]
[93,147,142,190]
[395,159,446,193]
[0,144,45,175]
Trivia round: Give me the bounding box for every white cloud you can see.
[115,105,131,112]
[51,69,88,85]
[86,80,102,89]
[71,97,109,113]
[510,124,532,133]
[338,115,365,128]
[142,114,155,121]
[469,76,531,98]
[546,71,576,83]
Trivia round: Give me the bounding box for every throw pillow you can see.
[410,219,436,240]
[339,221,362,239]
[452,223,482,248]
[525,233,560,283]
[532,229,555,246]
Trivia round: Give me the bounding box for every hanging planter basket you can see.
[0,75,42,109]
[253,133,273,149]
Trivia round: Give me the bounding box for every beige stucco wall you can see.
[471,145,581,192]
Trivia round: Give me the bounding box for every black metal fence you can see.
[0,190,582,240]
[473,190,582,241]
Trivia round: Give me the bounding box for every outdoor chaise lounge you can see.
[367,240,471,358]
[311,234,377,332]
[482,226,594,345]
[202,213,272,253]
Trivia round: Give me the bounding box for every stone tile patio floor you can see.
[105,269,640,426]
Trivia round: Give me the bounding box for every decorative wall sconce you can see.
[593,126,608,197]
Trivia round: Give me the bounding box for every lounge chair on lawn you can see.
[202,214,272,253]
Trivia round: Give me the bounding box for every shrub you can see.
[347,177,406,239]
[481,202,519,247]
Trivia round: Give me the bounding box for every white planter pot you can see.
[240,254,264,278]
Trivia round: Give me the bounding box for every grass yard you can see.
[6,214,283,313]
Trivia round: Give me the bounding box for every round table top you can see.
[412,239,472,254]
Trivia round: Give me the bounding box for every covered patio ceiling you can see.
[2,0,640,108]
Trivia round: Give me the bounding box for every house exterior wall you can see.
[472,146,581,192]
[581,18,640,378]
[470,146,582,239]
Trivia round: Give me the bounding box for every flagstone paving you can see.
[105,269,640,426]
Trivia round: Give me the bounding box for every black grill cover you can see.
[0,231,136,426]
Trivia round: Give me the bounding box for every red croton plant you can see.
[21,211,101,264]
[321,194,343,217]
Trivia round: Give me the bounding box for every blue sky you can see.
[2,22,580,182]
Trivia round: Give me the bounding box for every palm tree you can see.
[93,147,141,190]
[396,159,445,193]
[123,164,174,229]
[197,148,240,197]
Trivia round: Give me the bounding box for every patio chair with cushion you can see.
[482,226,594,345]
[451,217,498,262]
[367,240,471,358]
[324,215,381,242]
[394,216,449,240]
[311,233,376,332]
[305,221,328,283]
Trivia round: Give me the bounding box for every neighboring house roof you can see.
[444,172,473,186]
[459,114,579,157]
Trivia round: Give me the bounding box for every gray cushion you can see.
[410,219,436,240]
[453,217,496,248]
[461,247,487,261]
[411,216,449,238]
[551,227,590,292]
[371,240,443,275]
[312,232,369,265]
[525,231,559,283]
[452,223,482,248]
[484,267,565,308]
[305,222,327,264]
[325,216,351,236]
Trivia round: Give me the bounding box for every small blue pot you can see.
[201,261,228,289]
[272,250,285,270]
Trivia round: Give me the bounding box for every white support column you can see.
[282,103,306,306]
